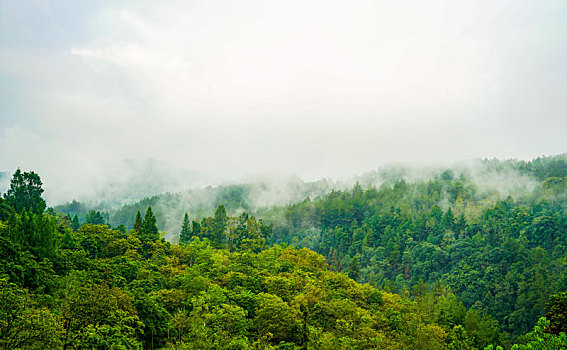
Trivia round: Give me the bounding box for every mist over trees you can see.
[1,154,566,349]
[53,155,564,240]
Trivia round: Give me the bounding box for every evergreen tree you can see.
[4,169,46,214]
[134,211,142,231]
[71,214,80,231]
[191,220,201,237]
[211,205,228,248]
[141,206,159,241]
[347,256,361,281]
[180,213,191,244]
[85,210,105,225]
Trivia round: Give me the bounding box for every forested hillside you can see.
[54,155,566,240]
[1,155,567,349]
[0,180,499,349]
[263,155,567,339]
[55,176,336,239]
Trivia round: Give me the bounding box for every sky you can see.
[1,0,567,203]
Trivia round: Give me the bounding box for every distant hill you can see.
[54,154,566,240]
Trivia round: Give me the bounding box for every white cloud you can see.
[1,0,567,203]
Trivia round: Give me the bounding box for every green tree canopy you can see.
[140,206,159,241]
[211,205,227,248]
[134,210,142,231]
[4,169,46,214]
[85,210,105,225]
[545,292,567,335]
[180,212,191,244]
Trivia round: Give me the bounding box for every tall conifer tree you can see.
[211,205,228,248]
[4,169,46,214]
[141,206,159,241]
[180,212,191,244]
[134,210,142,231]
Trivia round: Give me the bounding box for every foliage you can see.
[141,206,159,241]
[0,279,62,349]
[85,209,106,225]
[1,157,566,349]
[545,292,567,335]
[265,159,567,341]
[4,169,46,214]
[487,317,567,350]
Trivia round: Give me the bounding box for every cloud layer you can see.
[1,0,567,203]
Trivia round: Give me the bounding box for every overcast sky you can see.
[1,1,567,201]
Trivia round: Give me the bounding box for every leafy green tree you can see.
[447,325,474,350]
[487,317,567,350]
[5,211,59,261]
[115,224,127,234]
[61,281,143,350]
[254,293,299,344]
[0,279,62,349]
[130,290,169,350]
[0,198,13,221]
[545,292,567,335]
[3,169,46,214]
[85,210,105,225]
[169,309,191,345]
[235,213,271,253]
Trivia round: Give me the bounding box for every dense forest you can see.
[1,155,567,349]
[263,155,567,340]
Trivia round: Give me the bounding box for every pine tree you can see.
[211,205,228,248]
[191,220,201,237]
[347,256,361,281]
[4,168,46,214]
[71,214,80,231]
[85,210,105,225]
[180,212,191,244]
[134,211,142,231]
[141,206,159,241]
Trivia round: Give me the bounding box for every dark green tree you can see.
[70,214,80,231]
[191,220,201,237]
[4,169,46,214]
[347,256,361,281]
[6,210,59,261]
[0,198,13,221]
[85,210,105,225]
[0,279,62,349]
[180,213,191,244]
[545,291,567,335]
[141,206,159,241]
[211,205,228,248]
[134,211,142,231]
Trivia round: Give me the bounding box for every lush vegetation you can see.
[264,155,567,341]
[1,154,566,349]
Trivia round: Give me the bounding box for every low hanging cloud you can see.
[1,0,567,204]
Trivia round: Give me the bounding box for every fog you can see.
[98,158,542,239]
[1,1,567,204]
